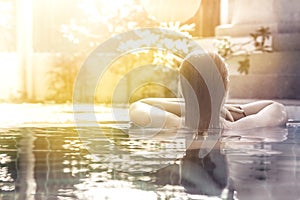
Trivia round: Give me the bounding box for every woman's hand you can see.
[222,105,245,122]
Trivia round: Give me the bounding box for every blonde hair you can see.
[179,51,229,132]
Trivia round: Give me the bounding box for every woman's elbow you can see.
[271,102,288,126]
[129,101,151,127]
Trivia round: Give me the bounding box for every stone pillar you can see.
[216,0,300,99]
[231,0,276,25]
[216,0,300,39]
[272,0,300,51]
[275,0,300,33]
[217,0,300,51]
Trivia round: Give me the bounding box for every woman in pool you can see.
[129,51,288,131]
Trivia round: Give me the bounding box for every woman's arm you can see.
[140,98,184,116]
[224,101,288,130]
[129,100,182,128]
[240,100,275,116]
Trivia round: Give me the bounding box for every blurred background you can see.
[0,0,299,104]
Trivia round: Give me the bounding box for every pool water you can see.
[0,123,300,200]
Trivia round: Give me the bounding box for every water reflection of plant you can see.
[215,27,272,74]
[47,0,194,103]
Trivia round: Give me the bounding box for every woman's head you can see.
[179,51,229,131]
[207,52,229,92]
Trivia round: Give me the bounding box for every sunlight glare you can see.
[77,0,136,25]
[75,180,157,200]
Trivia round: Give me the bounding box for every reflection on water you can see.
[223,126,300,200]
[0,125,299,199]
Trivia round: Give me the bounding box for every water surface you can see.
[0,124,299,200]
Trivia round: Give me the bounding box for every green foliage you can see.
[215,26,272,75]
[237,56,250,74]
[60,0,159,53]
[47,0,195,103]
[46,53,83,103]
[250,27,272,52]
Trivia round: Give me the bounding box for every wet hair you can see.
[153,146,229,196]
[207,52,229,92]
[179,51,229,132]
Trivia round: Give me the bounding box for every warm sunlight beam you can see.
[141,0,201,22]
[220,0,229,24]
